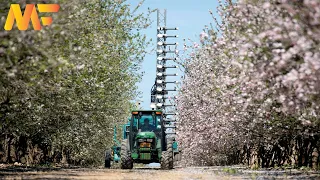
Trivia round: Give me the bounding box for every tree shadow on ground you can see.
[0,165,81,180]
[0,165,82,172]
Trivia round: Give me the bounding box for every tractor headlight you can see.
[138,139,145,142]
[140,142,151,148]
[146,139,153,142]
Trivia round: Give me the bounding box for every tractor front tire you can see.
[161,139,174,170]
[105,150,111,168]
[120,140,133,169]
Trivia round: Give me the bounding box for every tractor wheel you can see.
[120,139,133,169]
[105,150,111,168]
[161,139,174,170]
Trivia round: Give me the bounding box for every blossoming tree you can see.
[177,0,320,168]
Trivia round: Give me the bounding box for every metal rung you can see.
[165,125,176,128]
[163,104,175,107]
[164,113,176,115]
[157,57,178,61]
[163,81,178,84]
[164,66,177,68]
[164,119,176,122]
[164,89,177,92]
[157,27,178,30]
[165,132,176,134]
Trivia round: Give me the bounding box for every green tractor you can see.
[105,110,179,169]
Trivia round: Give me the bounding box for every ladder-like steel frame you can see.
[151,9,178,136]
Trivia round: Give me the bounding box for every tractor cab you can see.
[132,111,162,136]
[138,116,157,132]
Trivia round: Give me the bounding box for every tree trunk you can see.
[312,148,318,169]
[61,146,68,165]
[4,134,13,163]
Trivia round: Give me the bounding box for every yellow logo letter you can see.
[4,4,60,31]
[4,4,41,31]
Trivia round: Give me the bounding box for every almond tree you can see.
[178,0,320,168]
[0,0,151,165]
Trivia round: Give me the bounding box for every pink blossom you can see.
[200,31,208,43]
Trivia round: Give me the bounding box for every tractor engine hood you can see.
[136,132,156,139]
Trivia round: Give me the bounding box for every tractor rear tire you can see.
[120,139,133,169]
[161,139,174,170]
[105,150,111,168]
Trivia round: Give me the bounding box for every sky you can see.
[127,0,220,109]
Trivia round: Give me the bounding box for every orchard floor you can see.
[0,164,319,180]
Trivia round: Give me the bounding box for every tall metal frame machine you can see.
[150,9,178,136]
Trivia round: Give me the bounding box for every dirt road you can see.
[1,165,319,180]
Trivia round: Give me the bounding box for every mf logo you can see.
[4,4,60,31]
